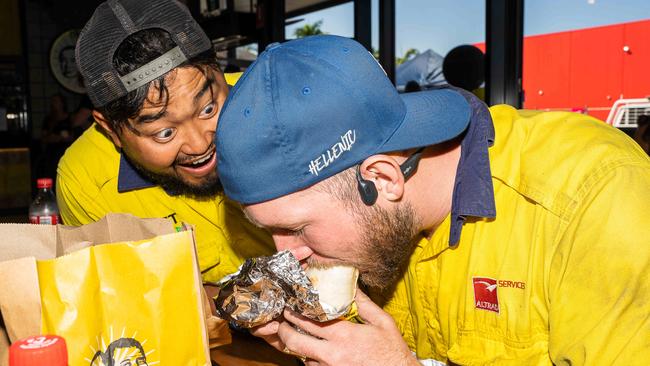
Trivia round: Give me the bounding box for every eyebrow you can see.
[242,209,301,232]
[243,209,264,228]
[193,76,216,105]
[135,108,167,124]
[134,74,217,125]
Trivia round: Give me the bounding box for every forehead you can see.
[142,66,220,107]
[244,187,335,227]
[143,66,228,109]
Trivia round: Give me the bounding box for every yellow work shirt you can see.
[378,105,650,365]
[56,73,275,283]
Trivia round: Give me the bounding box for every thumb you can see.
[354,289,391,327]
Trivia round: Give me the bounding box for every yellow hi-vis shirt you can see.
[377,105,650,365]
[56,73,275,283]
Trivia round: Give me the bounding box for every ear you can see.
[359,155,405,202]
[93,110,122,148]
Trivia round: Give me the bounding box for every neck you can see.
[409,141,461,233]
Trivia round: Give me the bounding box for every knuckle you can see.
[378,312,397,328]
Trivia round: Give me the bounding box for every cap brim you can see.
[378,88,471,153]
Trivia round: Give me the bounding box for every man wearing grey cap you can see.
[216,35,650,365]
[56,0,273,284]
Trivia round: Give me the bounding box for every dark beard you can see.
[124,153,223,199]
[354,202,420,290]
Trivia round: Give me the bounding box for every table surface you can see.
[210,332,302,366]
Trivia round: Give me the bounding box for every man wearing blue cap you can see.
[216,35,650,365]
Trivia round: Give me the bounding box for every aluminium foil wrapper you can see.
[214,250,332,328]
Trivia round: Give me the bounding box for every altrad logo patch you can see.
[473,277,499,313]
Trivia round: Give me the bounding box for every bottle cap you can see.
[9,335,68,366]
[36,178,53,189]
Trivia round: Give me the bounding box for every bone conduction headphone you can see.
[356,147,426,206]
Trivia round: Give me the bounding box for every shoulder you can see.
[58,124,120,189]
[488,105,650,215]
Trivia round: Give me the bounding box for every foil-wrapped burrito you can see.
[214,250,358,328]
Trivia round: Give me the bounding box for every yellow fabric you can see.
[38,231,209,365]
[56,72,274,283]
[224,72,242,86]
[377,106,650,365]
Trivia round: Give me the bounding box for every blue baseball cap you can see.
[216,35,471,204]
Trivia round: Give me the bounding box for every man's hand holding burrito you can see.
[269,290,420,366]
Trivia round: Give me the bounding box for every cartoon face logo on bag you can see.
[88,337,149,366]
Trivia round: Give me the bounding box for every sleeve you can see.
[548,163,650,365]
[197,198,275,283]
[221,197,275,261]
[56,159,107,226]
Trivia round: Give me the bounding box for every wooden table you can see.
[210,332,302,366]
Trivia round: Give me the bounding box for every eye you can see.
[153,127,176,142]
[273,227,305,237]
[200,102,217,118]
[287,227,305,237]
[293,227,305,237]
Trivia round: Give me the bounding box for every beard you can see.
[352,202,420,290]
[123,152,223,199]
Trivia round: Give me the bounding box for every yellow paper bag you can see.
[37,231,210,365]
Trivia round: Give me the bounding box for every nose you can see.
[272,234,298,252]
[181,117,216,155]
[272,235,314,261]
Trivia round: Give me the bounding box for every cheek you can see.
[308,219,361,256]
[124,139,180,170]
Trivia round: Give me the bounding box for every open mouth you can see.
[176,148,217,175]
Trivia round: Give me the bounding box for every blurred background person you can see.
[442,44,485,101]
[634,114,650,155]
[38,94,72,182]
[404,80,422,93]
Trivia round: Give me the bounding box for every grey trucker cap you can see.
[76,0,213,107]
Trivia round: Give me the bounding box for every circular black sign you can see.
[49,29,85,94]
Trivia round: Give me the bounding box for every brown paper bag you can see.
[0,213,230,365]
[0,316,8,366]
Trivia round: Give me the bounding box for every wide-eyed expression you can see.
[111,67,228,195]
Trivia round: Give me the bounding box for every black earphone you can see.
[356,147,426,206]
[356,164,379,205]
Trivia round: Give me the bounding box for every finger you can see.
[354,289,392,327]
[283,309,348,340]
[250,321,286,352]
[277,318,328,361]
[259,333,285,352]
[250,320,280,337]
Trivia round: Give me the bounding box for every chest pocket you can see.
[448,274,551,365]
[440,197,561,365]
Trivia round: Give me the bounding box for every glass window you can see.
[285,2,354,41]
[523,2,650,131]
[395,0,486,96]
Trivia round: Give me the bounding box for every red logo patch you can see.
[473,277,499,313]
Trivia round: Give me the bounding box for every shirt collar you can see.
[448,89,496,246]
[117,152,156,193]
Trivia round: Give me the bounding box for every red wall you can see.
[476,19,650,121]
